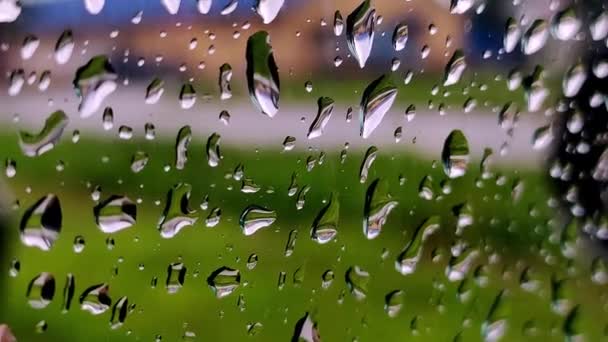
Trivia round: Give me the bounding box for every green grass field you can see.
[0,128,605,341]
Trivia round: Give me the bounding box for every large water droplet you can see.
[206,133,222,167]
[551,7,580,41]
[73,55,117,118]
[166,262,186,294]
[307,97,335,139]
[346,0,375,68]
[145,78,164,104]
[207,267,240,298]
[20,194,62,251]
[84,0,104,15]
[363,178,398,239]
[346,265,370,300]
[80,283,111,315]
[311,192,339,244]
[94,195,136,234]
[360,74,397,139]
[291,312,320,342]
[240,205,276,236]
[521,20,548,55]
[246,31,280,118]
[442,130,469,179]
[19,110,69,157]
[158,183,198,238]
[392,23,408,51]
[175,125,192,170]
[0,0,21,22]
[443,50,466,87]
[219,63,233,100]
[395,216,440,275]
[27,272,55,309]
[55,30,74,65]
[255,0,284,24]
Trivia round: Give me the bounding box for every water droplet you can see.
[360,74,397,139]
[27,272,55,309]
[0,0,21,22]
[442,130,469,178]
[110,296,128,329]
[392,23,408,51]
[20,194,62,251]
[246,31,280,117]
[206,133,222,167]
[158,183,198,238]
[21,35,39,60]
[590,11,608,41]
[551,7,580,41]
[359,146,378,183]
[179,83,196,109]
[364,179,398,239]
[61,273,75,313]
[521,20,548,55]
[207,267,240,298]
[84,0,104,15]
[450,0,475,14]
[131,151,149,173]
[289,312,320,342]
[504,17,521,53]
[55,30,74,64]
[443,50,466,87]
[345,265,369,300]
[385,290,404,318]
[255,0,284,24]
[196,0,212,14]
[395,216,440,275]
[175,126,192,170]
[80,283,111,315]
[19,110,69,157]
[219,63,233,100]
[311,192,339,244]
[94,195,136,233]
[307,97,335,139]
[166,262,186,294]
[334,11,344,36]
[284,229,298,256]
[562,62,586,98]
[346,0,376,68]
[73,55,117,118]
[240,205,276,236]
[482,290,509,342]
[145,78,164,104]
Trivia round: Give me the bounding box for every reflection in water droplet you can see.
[346,0,376,68]
[443,50,466,87]
[360,74,397,139]
[166,262,186,294]
[179,83,196,109]
[80,283,111,315]
[206,133,222,167]
[158,183,198,238]
[240,205,276,236]
[20,194,62,251]
[145,78,164,104]
[246,31,280,118]
[219,63,233,100]
[292,312,321,342]
[521,20,548,55]
[110,296,128,329]
[94,195,137,233]
[207,267,240,298]
[175,126,192,170]
[346,265,369,300]
[73,55,117,118]
[385,290,404,318]
[55,30,74,65]
[307,97,335,139]
[311,192,339,244]
[19,110,69,157]
[61,273,75,313]
[364,179,398,240]
[27,272,55,309]
[442,130,469,179]
[359,146,378,183]
[392,23,408,51]
[255,0,284,24]
[395,216,440,275]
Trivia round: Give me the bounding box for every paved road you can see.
[1,84,550,169]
